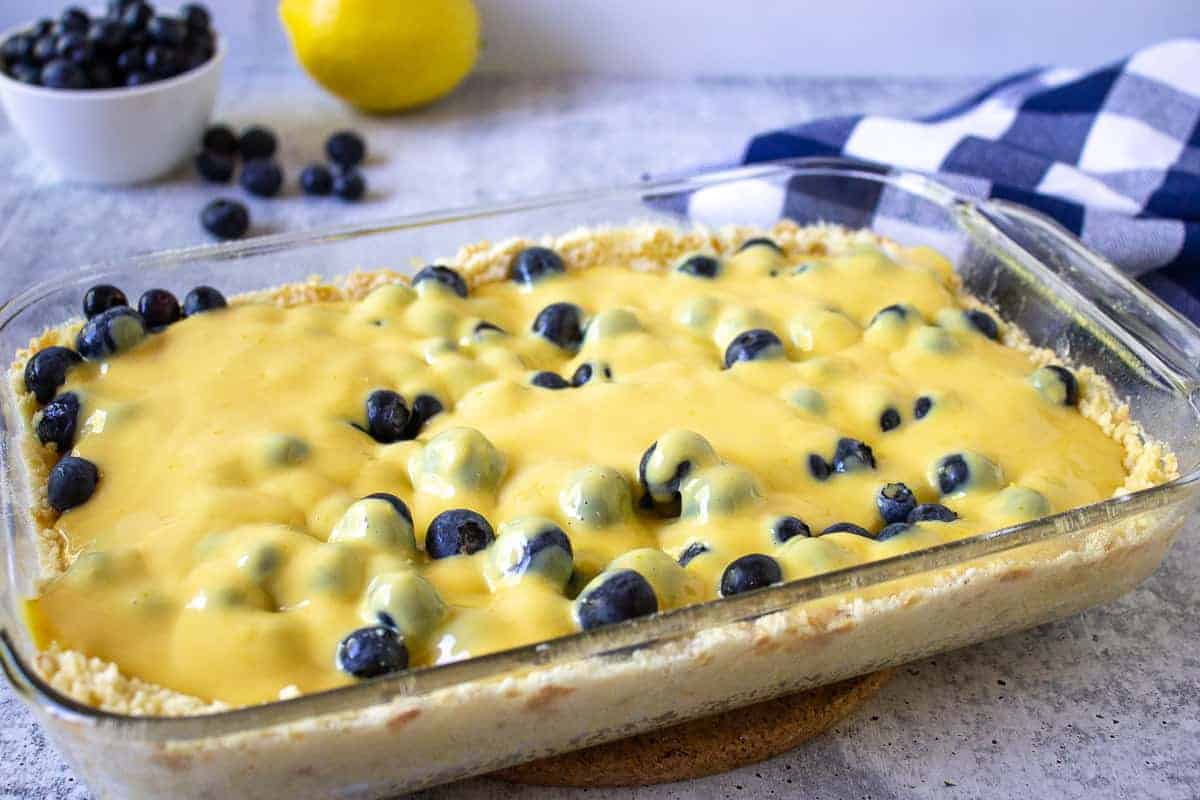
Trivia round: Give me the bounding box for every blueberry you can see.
[677,541,709,566]
[676,254,720,279]
[238,126,277,160]
[531,371,570,390]
[123,70,153,87]
[200,198,249,240]
[719,554,782,597]
[47,455,99,512]
[497,521,573,582]
[147,16,185,47]
[559,465,634,528]
[908,503,958,523]
[509,246,565,287]
[723,329,784,368]
[326,130,366,168]
[362,492,414,525]
[869,304,912,326]
[55,32,94,65]
[8,62,41,84]
[531,302,585,351]
[60,7,90,33]
[37,392,80,454]
[571,361,612,387]
[32,34,58,63]
[1029,365,1079,407]
[82,284,127,319]
[412,265,468,298]
[181,41,211,70]
[473,320,505,339]
[299,164,333,196]
[965,309,999,340]
[76,306,145,360]
[821,522,872,538]
[115,46,144,72]
[120,2,152,32]
[336,625,408,678]
[772,515,811,543]
[637,430,718,516]
[831,437,876,473]
[30,19,54,39]
[137,289,181,329]
[194,151,233,183]
[2,34,34,64]
[425,509,495,559]
[737,237,783,254]
[181,3,211,31]
[144,45,179,77]
[40,59,87,89]
[879,407,901,432]
[808,453,831,481]
[87,62,115,88]
[876,522,912,541]
[398,393,443,440]
[87,19,126,51]
[201,124,238,156]
[934,455,971,494]
[240,159,283,197]
[877,482,916,524]
[182,285,227,316]
[333,169,366,201]
[24,347,81,404]
[575,569,658,630]
[914,395,933,419]
[364,389,409,444]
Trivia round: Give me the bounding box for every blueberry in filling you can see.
[808,453,832,481]
[363,492,414,526]
[821,521,873,538]
[473,320,506,339]
[877,482,917,524]
[908,503,958,523]
[677,541,710,566]
[37,392,81,455]
[964,309,1000,340]
[48,455,99,512]
[413,265,469,299]
[138,289,182,330]
[76,307,146,360]
[879,407,901,432]
[364,390,409,444]
[571,361,613,386]
[736,237,782,254]
[723,329,784,368]
[509,246,566,287]
[934,454,971,494]
[876,522,912,541]
[24,346,81,404]
[82,284,128,319]
[913,395,933,419]
[425,509,495,559]
[398,394,444,440]
[336,625,408,678]
[531,371,570,390]
[182,285,228,316]
[719,554,783,597]
[772,515,811,543]
[869,304,911,326]
[831,437,876,473]
[531,302,585,352]
[676,254,720,279]
[575,569,658,630]
[1029,365,1079,407]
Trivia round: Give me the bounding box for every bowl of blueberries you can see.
[0,2,222,184]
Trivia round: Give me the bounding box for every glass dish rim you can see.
[2,158,1198,738]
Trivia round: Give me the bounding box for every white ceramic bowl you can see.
[0,30,224,185]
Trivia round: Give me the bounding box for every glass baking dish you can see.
[2,160,1198,799]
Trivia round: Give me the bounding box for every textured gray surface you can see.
[1,69,1198,799]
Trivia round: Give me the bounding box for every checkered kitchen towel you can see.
[741,38,1200,321]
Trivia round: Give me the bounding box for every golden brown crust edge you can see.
[5,221,1177,716]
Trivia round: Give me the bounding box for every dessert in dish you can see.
[11,221,1171,712]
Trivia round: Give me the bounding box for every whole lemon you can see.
[279,0,480,113]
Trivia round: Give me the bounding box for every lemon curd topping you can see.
[20,226,1131,707]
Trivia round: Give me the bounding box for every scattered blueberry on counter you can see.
[299,164,333,196]
[325,130,365,168]
[194,150,234,183]
[332,168,366,201]
[1,2,217,89]
[237,125,277,160]
[239,159,284,197]
[199,198,249,240]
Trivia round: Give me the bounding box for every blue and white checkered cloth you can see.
[741,38,1200,321]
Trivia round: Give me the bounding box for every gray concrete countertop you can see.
[1,71,1197,800]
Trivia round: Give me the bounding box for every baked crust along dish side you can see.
[8,220,1177,716]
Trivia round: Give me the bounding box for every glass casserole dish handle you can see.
[0,160,1198,800]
